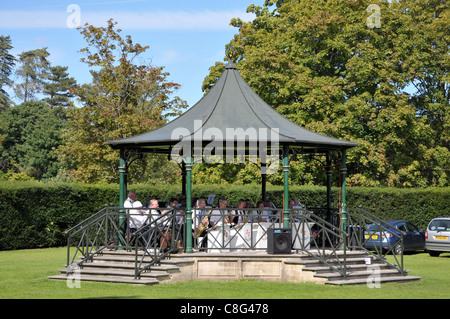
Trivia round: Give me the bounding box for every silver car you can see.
[426,217,450,257]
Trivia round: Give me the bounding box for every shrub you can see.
[0,181,448,249]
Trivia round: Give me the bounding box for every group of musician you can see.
[124,190,306,250]
[193,197,276,230]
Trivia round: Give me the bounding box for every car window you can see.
[367,224,380,231]
[406,223,419,232]
[428,220,450,231]
[397,223,407,232]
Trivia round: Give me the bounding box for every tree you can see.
[43,65,77,116]
[0,101,64,180]
[14,48,50,102]
[0,35,16,112]
[203,0,449,187]
[58,19,187,183]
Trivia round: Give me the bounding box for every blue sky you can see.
[1,0,259,107]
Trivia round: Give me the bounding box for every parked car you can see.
[426,217,450,257]
[364,220,425,254]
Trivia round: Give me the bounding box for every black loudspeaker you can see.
[267,228,292,254]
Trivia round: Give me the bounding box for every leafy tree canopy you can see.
[14,48,50,103]
[0,35,16,111]
[59,19,187,183]
[0,101,64,180]
[202,0,449,187]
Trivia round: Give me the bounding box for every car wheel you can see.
[394,243,403,255]
[429,251,440,257]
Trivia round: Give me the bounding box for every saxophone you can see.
[194,210,212,239]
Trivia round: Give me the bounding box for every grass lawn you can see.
[0,247,449,299]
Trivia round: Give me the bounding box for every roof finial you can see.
[225,46,237,69]
[226,46,235,62]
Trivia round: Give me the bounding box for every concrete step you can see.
[78,261,181,273]
[289,257,370,268]
[82,253,194,267]
[302,262,392,273]
[57,267,171,281]
[48,274,159,285]
[283,251,421,285]
[48,248,193,285]
[327,275,422,285]
[315,268,404,280]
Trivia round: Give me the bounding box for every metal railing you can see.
[347,207,405,274]
[65,204,405,281]
[292,210,349,278]
[65,206,183,277]
[66,206,125,268]
[191,206,406,278]
[132,208,184,279]
[191,207,349,278]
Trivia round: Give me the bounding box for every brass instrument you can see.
[194,210,212,239]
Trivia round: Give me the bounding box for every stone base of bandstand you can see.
[49,249,420,285]
[169,250,328,284]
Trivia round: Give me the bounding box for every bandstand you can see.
[106,60,359,254]
[49,61,421,286]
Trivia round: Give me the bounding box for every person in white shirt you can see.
[124,191,136,209]
[210,197,228,227]
[131,201,148,229]
[193,198,207,228]
[124,191,142,232]
[147,198,161,224]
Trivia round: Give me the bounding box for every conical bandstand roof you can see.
[107,61,359,154]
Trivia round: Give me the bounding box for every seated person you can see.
[128,201,151,247]
[260,200,275,223]
[162,197,181,224]
[125,191,148,233]
[193,198,209,250]
[253,200,265,222]
[230,199,247,226]
[164,197,184,247]
[211,197,228,227]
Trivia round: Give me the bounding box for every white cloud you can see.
[0,9,254,30]
[0,11,67,29]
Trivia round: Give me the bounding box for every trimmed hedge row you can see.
[1,181,449,250]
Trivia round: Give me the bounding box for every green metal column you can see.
[118,148,127,248]
[282,145,290,228]
[326,152,332,223]
[185,155,193,253]
[340,149,348,245]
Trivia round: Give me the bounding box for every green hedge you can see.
[0,182,118,250]
[1,181,449,250]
